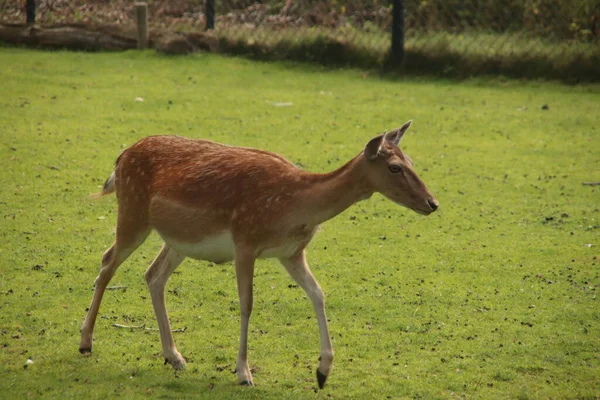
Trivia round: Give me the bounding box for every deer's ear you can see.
[364,134,385,161]
[384,120,412,146]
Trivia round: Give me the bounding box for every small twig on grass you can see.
[582,182,600,186]
[107,285,128,290]
[112,323,146,329]
[111,323,186,333]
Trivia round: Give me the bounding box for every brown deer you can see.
[79,120,438,389]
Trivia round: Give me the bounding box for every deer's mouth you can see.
[392,200,433,215]
[411,198,439,216]
[413,208,433,216]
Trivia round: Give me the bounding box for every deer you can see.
[79,120,438,389]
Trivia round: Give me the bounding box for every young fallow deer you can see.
[79,120,438,389]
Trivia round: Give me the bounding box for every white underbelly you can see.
[161,231,236,264]
[158,230,309,263]
[258,241,304,259]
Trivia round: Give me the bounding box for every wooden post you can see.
[25,0,36,24]
[204,0,215,31]
[390,0,405,65]
[135,2,148,50]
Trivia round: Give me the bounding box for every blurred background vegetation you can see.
[1,0,599,80]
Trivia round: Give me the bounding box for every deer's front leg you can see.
[234,249,256,385]
[280,250,333,389]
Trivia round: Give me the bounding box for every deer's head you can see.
[363,120,438,215]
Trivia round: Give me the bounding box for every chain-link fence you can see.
[1,0,599,80]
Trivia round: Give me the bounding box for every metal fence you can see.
[1,0,599,79]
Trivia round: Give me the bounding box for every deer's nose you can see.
[427,198,439,211]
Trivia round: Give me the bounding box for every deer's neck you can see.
[299,154,373,226]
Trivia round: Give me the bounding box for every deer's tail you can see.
[90,171,116,199]
[91,153,123,199]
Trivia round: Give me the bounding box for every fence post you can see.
[25,0,36,24]
[135,2,148,49]
[205,0,215,30]
[390,0,405,65]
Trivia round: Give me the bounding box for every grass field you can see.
[0,48,598,399]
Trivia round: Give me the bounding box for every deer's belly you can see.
[158,225,316,263]
[258,225,316,259]
[258,240,306,259]
[161,231,236,264]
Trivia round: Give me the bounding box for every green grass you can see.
[0,48,599,399]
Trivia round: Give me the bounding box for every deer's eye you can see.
[388,165,403,173]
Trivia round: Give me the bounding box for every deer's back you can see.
[116,135,301,198]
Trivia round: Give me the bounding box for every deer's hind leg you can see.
[144,244,186,369]
[79,203,150,354]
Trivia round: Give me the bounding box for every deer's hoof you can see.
[239,380,254,386]
[165,355,186,370]
[316,369,328,389]
[79,347,92,354]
